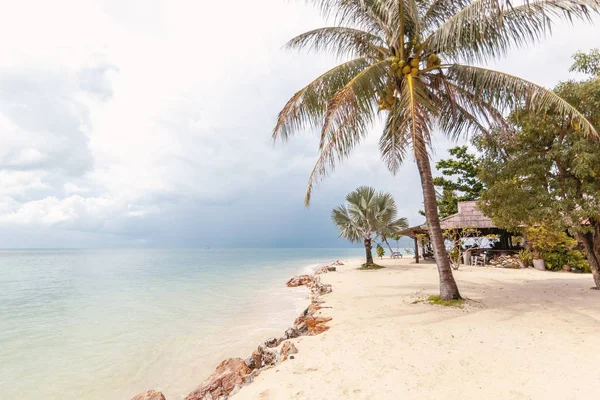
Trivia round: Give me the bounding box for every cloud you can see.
[0,0,597,247]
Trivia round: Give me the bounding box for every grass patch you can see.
[426,295,465,308]
[359,263,385,270]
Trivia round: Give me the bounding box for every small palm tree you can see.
[273,0,599,300]
[378,213,408,255]
[332,186,406,266]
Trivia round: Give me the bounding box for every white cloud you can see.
[0,0,598,246]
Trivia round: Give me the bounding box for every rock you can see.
[244,355,256,371]
[250,345,279,370]
[286,275,313,287]
[131,390,166,400]
[280,341,298,361]
[184,358,250,400]
[315,266,329,275]
[327,266,337,272]
[563,264,572,271]
[263,337,280,348]
[305,316,332,335]
[283,327,301,339]
[332,260,344,266]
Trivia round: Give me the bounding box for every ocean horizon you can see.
[0,247,368,400]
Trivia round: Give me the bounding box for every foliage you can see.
[544,250,590,272]
[432,146,485,218]
[479,51,600,233]
[332,186,401,244]
[376,244,385,259]
[478,49,600,287]
[274,1,600,298]
[377,214,408,254]
[570,48,600,76]
[518,249,533,267]
[332,186,405,265]
[426,295,465,308]
[443,227,482,270]
[523,226,577,259]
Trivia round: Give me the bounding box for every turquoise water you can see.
[0,248,363,400]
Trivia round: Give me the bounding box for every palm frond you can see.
[331,205,363,242]
[447,64,598,137]
[379,102,413,174]
[285,27,386,59]
[426,0,600,63]
[302,61,390,205]
[273,57,372,142]
[307,0,390,36]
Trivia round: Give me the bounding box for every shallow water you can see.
[0,248,363,400]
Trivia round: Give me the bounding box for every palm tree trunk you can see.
[364,237,374,265]
[414,147,462,300]
[383,237,394,255]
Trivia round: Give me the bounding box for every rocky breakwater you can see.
[130,261,343,400]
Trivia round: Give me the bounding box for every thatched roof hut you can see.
[400,201,515,263]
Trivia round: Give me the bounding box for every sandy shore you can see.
[233,257,600,400]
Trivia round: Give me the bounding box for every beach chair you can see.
[391,252,403,259]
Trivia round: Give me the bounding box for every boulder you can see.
[286,275,313,287]
[280,341,299,361]
[184,358,250,400]
[315,266,329,275]
[251,344,279,370]
[327,266,337,272]
[305,316,332,336]
[283,326,301,340]
[131,390,166,400]
[263,337,280,348]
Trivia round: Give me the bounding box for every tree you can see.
[273,0,599,300]
[376,244,385,259]
[479,49,600,289]
[378,214,408,254]
[434,146,484,218]
[420,146,484,218]
[332,186,405,266]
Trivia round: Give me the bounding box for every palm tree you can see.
[273,0,599,300]
[378,210,408,254]
[332,186,406,266]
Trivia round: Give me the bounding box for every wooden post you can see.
[414,237,420,264]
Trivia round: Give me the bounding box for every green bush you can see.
[544,249,590,272]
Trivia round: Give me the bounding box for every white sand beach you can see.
[234,258,600,400]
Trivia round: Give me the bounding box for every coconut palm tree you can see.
[332,186,406,266]
[273,0,599,299]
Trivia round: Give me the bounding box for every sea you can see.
[0,248,364,400]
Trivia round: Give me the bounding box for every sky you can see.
[0,0,598,248]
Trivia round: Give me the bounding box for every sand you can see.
[233,257,600,400]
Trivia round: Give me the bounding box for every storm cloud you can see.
[0,0,598,248]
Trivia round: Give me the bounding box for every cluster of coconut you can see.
[388,53,441,78]
[377,86,397,111]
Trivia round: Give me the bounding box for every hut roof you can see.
[400,201,497,237]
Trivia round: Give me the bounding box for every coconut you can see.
[409,58,420,68]
[411,67,419,76]
[391,62,399,70]
[402,65,412,75]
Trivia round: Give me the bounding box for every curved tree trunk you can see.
[383,237,394,255]
[414,146,462,300]
[364,237,374,265]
